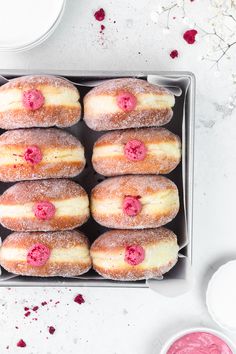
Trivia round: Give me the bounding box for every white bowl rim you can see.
[159,326,236,354]
[0,0,66,52]
[206,260,236,332]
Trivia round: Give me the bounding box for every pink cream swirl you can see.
[166,332,233,354]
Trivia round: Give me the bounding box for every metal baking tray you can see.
[0,71,195,296]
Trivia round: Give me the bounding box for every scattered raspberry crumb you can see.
[32,306,39,311]
[24,307,29,311]
[100,24,106,33]
[48,326,56,335]
[94,8,105,21]
[183,29,198,44]
[74,294,85,305]
[55,301,60,305]
[170,50,179,59]
[24,311,31,317]
[17,339,26,348]
[41,301,47,306]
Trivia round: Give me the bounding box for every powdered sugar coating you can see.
[0,75,81,129]
[84,78,174,131]
[92,128,181,176]
[1,75,79,91]
[0,128,82,146]
[0,179,86,203]
[92,228,177,249]
[0,128,85,181]
[0,179,89,231]
[91,175,179,229]
[85,78,172,96]
[91,228,179,281]
[0,230,91,277]
[92,175,177,198]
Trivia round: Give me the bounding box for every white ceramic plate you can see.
[160,327,235,354]
[206,260,236,332]
[0,0,65,51]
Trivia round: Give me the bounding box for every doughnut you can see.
[0,179,89,231]
[83,78,175,131]
[0,75,81,129]
[91,175,179,229]
[92,128,181,176]
[0,230,91,277]
[0,128,85,182]
[90,228,179,280]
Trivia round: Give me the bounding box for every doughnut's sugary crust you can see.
[0,128,85,181]
[0,230,92,277]
[0,75,81,129]
[0,179,89,231]
[92,128,181,176]
[83,78,175,131]
[91,175,179,229]
[90,228,179,280]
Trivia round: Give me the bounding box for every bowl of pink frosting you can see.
[160,327,235,354]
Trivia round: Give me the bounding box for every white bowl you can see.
[0,0,66,52]
[160,327,236,354]
[206,260,236,332]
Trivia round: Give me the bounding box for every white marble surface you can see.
[0,1,236,353]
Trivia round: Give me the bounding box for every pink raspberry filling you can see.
[27,243,50,267]
[22,89,45,110]
[23,146,42,165]
[123,196,142,216]
[33,201,56,220]
[117,92,137,112]
[125,245,145,265]
[124,140,147,161]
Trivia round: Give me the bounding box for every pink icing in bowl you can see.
[33,201,56,220]
[27,243,50,267]
[24,146,42,165]
[22,89,45,110]
[124,140,147,161]
[160,328,234,354]
[117,92,137,112]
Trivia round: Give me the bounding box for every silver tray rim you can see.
[0,70,195,289]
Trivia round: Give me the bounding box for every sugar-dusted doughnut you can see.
[83,78,175,131]
[91,175,179,229]
[0,230,91,277]
[0,179,89,231]
[92,128,181,176]
[90,228,179,280]
[0,128,85,182]
[0,75,81,129]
